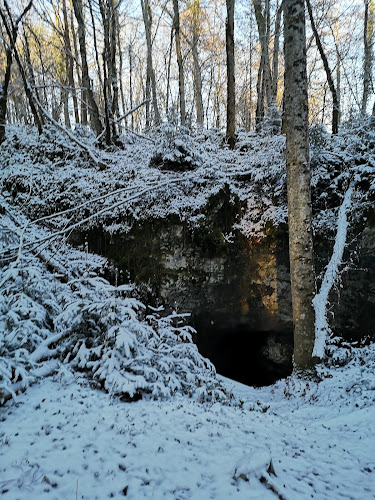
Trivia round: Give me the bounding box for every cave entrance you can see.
[194,324,293,387]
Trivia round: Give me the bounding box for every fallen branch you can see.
[122,125,155,143]
[33,95,108,169]
[114,99,150,124]
[313,182,355,358]
[2,174,195,260]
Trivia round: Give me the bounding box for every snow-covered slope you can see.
[1,353,374,499]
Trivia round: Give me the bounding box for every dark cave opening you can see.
[195,325,293,387]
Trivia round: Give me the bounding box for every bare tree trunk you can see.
[272,1,283,101]
[0,43,13,143]
[23,30,39,101]
[117,24,126,125]
[226,0,235,148]
[284,0,315,369]
[192,0,204,126]
[166,26,173,117]
[255,54,265,130]
[109,0,120,131]
[253,0,273,121]
[141,0,161,126]
[89,0,104,91]
[247,6,254,131]
[102,52,112,145]
[72,0,103,136]
[70,1,87,125]
[62,0,78,126]
[0,1,43,136]
[362,0,374,114]
[173,0,186,125]
[70,3,81,124]
[98,0,112,143]
[306,0,339,134]
[129,44,134,129]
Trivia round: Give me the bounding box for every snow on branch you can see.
[313,182,355,359]
[1,175,194,262]
[114,99,150,124]
[33,95,108,169]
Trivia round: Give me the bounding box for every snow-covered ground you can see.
[1,122,375,499]
[1,354,374,500]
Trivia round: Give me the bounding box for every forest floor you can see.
[1,352,375,500]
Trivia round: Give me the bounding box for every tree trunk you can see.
[306,0,339,134]
[141,0,161,126]
[173,0,186,125]
[284,0,316,369]
[272,1,283,101]
[102,52,112,145]
[362,0,374,114]
[0,1,43,136]
[0,44,13,144]
[255,54,265,130]
[61,0,77,126]
[109,0,120,132]
[226,0,235,148]
[253,0,273,125]
[129,44,134,129]
[117,23,126,126]
[192,0,204,126]
[72,0,103,136]
[89,0,104,92]
[98,0,112,143]
[70,4,81,124]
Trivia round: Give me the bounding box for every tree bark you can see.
[62,0,79,125]
[253,0,273,128]
[128,44,134,129]
[72,0,103,136]
[362,0,374,114]
[0,42,13,144]
[272,1,283,100]
[284,0,316,369]
[191,0,204,126]
[173,0,186,125]
[141,0,161,126]
[0,0,34,143]
[306,0,339,134]
[226,0,235,148]
[1,1,43,135]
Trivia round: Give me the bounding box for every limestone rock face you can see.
[77,203,375,385]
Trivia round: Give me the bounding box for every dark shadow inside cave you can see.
[194,325,293,387]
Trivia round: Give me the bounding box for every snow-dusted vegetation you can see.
[0,201,225,405]
[1,120,375,498]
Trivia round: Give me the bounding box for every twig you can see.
[2,174,195,259]
[33,95,108,169]
[122,126,155,143]
[114,99,150,124]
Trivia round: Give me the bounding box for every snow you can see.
[1,357,374,499]
[1,119,375,499]
[313,183,355,358]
